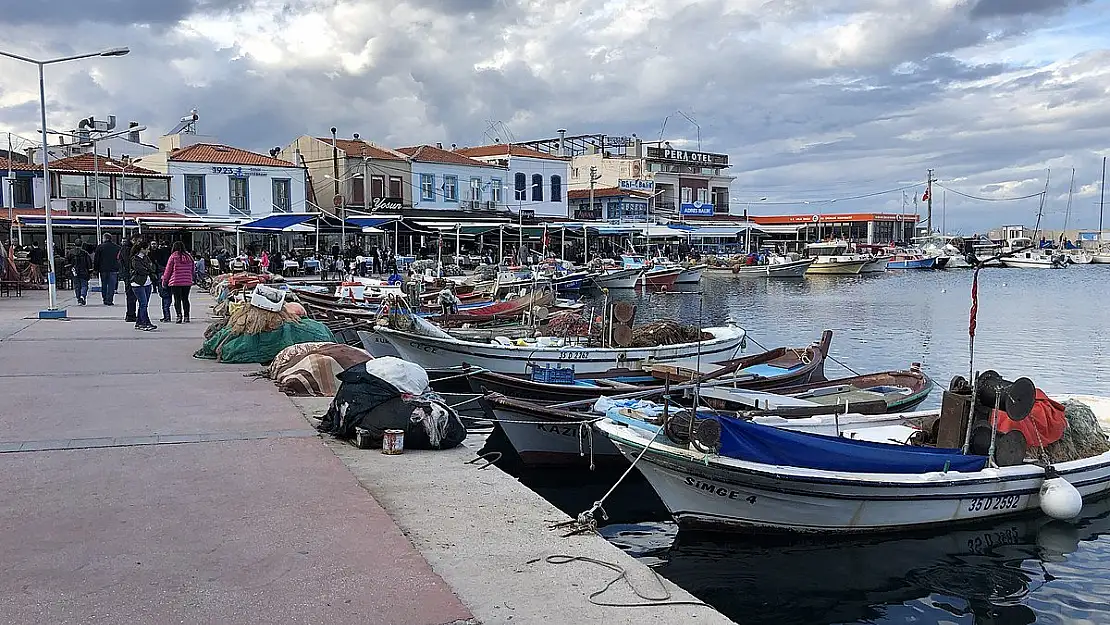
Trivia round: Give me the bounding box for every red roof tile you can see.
[48,154,166,176]
[314,138,405,161]
[456,144,568,161]
[567,187,650,200]
[0,157,41,172]
[395,145,501,168]
[169,143,297,168]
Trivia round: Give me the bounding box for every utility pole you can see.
[926,168,934,234]
[588,165,600,218]
[1100,156,1106,243]
[362,153,369,215]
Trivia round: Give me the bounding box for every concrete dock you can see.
[0,287,735,625]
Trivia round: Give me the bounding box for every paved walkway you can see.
[0,288,473,625]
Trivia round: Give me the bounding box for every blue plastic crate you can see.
[529,364,575,385]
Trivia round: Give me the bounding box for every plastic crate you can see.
[529,364,575,385]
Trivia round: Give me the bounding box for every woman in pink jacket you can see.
[162,241,195,323]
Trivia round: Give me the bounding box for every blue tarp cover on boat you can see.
[714,415,988,474]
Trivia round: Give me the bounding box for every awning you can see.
[17,216,139,228]
[645,225,687,238]
[685,225,764,238]
[590,225,645,235]
[239,213,316,232]
[345,216,395,229]
[137,216,240,230]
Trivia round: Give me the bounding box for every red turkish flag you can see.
[922,188,931,202]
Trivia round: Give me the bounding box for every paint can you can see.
[382,429,405,455]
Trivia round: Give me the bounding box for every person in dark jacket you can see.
[119,237,137,322]
[150,241,173,323]
[129,239,159,330]
[65,238,93,306]
[93,233,121,306]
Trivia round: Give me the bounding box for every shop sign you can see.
[212,166,269,177]
[646,147,729,166]
[605,136,633,147]
[68,199,117,216]
[679,201,714,216]
[618,179,654,191]
[372,197,403,211]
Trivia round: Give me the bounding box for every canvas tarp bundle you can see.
[714,415,988,474]
[194,318,335,364]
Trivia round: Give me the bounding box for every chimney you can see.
[436,142,443,149]
[557,128,567,157]
[632,133,641,157]
[127,121,141,143]
[106,115,117,131]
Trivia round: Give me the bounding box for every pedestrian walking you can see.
[65,238,93,306]
[93,233,121,305]
[119,237,137,322]
[129,239,159,331]
[162,241,195,324]
[151,242,173,323]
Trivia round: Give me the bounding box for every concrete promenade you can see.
[0,289,471,625]
[0,286,735,625]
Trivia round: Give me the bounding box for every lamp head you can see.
[99,47,130,57]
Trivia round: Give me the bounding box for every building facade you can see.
[0,156,44,211]
[167,143,307,218]
[456,144,570,219]
[281,136,410,213]
[566,187,651,222]
[748,212,918,244]
[46,154,172,217]
[395,144,508,213]
[518,133,735,220]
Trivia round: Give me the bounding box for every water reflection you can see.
[604,497,1110,625]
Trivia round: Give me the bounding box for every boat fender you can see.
[1040,466,1082,520]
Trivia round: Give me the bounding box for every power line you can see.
[732,182,925,206]
[935,183,1044,202]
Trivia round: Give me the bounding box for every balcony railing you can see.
[229,199,250,216]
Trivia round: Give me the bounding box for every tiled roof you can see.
[314,138,405,161]
[169,143,297,168]
[48,154,166,177]
[567,187,650,200]
[456,144,568,161]
[395,145,501,168]
[0,157,41,173]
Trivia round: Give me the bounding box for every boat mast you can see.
[1062,168,1075,244]
[1100,157,1107,244]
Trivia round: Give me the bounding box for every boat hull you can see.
[1000,258,1066,269]
[674,266,705,284]
[806,259,869,275]
[732,258,814,278]
[591,268,641,289]
[600,420,1110,534]
[887,257,936,270]
[638,268,682,288]
[376,324,747,376]
[1092,254,1110,264]
[861,257,890,273]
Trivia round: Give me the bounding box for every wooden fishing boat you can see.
[596,382,1110,533]
[638,266,682,288]
[466,330,834,403]
[730,257,814,278]
[375,322,748,376]
[701,368,933,414]
[675,264,706,284]
[589,268,641,289]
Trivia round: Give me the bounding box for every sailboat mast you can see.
[1062,168,1075,242]
[1101,157,1107,244]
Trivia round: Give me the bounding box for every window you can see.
[550,175,562,202]
[371,175,385,200]
[490,179,503,204]
[184,175,206,213]
[443,175,458,202]
[573,167,579,179]
[115,177,142,200]
[11,178,33,207]
[681,187,692,204]
[142,178,169,201]
[94,176,112,199]
[388,176,403,198]
[420,174,435,201]
[531,174,543,201]
[352,176,365,205]
[514,172,526,200]
[470,177,482,202]
[696,188,708,203]
[229,176,249,214]
[272,178,291,212]
[58,174,87,198]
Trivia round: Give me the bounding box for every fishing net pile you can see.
[317,357,466,450]
[195,294,334,364]
[409,260,464,276]
[542,311,597,338]
[1040,400,1110,463]
[267,342,372,396]
[628,320,712,347]
[475,264,500,281]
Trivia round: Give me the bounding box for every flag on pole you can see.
[922,188,931,202]
[968,269,979,339]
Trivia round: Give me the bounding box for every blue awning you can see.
[667,223,698,231]
[239,213,316,232]
[345,216,395,229]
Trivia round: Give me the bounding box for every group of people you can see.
[63,233,197,331]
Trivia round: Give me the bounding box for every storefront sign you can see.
[372,197,403,211]
[68,199,117,216]
[574,207,599,220]
[618,179,654,191]
[613,200,649,223]
[211,166,269,177]
[646,147,729,166]
[519,209,535,220]
[679,201,714,216]
[605,136,633,147]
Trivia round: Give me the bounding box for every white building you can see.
[395,144,507,213]
[46,153,172,216]
[280,135,411,213]
[166,143,307,218]
[456,144,570,219]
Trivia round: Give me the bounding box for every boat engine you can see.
[936,371,1036,466]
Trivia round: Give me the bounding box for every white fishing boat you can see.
[730,256,814,278]
[1093,249,1110,264]
[675,264,706,284]
[597,389,1110,533]
[1062,248,1093,264]
[860,255,890,273]
[804,241,871,275]
[999,238,1067,269]
[375,323,748,376]
[590,267,641,289]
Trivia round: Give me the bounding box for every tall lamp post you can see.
[324,172,363,252]
[0,46,129,318]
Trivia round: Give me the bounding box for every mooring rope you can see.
[532,554,710,608]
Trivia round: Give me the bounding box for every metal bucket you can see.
[382,429,405,455]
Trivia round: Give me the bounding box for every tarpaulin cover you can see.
[194,319,335,363]
[995,388,1068,447]
[714,415,988,474]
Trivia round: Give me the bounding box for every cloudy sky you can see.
[0,0,1106,232]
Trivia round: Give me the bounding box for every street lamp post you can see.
[0,46,129,318]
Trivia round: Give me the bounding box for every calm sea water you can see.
[568,266,1110,625]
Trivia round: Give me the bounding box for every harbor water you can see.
[556,266,1110,625]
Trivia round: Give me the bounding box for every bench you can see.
[0,280,23,297]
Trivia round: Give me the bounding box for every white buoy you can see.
[1040,467,1083,520]
[941,288,946,293]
